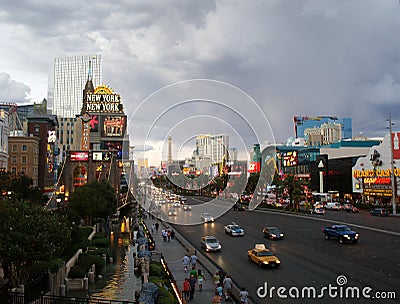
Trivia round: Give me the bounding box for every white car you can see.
[182,204,192,211]
[201,213,214,223]
[224,223,245,236]
[167,209,177,216]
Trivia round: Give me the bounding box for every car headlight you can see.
[280,234,284,237]
[355,234,359,238]
[276,260,281,263]
[263,261,269,264]
[271,234,277,237]
[344,234,350,239]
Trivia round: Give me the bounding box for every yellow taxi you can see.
[247,244,281,268]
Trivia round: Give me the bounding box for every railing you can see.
[7,293,137,304]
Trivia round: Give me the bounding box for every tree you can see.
[68,180,117,225]
[0,199,71,287]
[274,174,306,210]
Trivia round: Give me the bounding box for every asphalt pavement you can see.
[143,217,240,304]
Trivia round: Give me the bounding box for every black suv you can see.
[233,202,245,211]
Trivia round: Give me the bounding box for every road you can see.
[170,196,400,304]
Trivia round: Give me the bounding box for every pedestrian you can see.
[162,229,168,242]
[212,271,220,288]
[182,254,190,272]
[223,274,233,300]
[211,290,222,304]
[190,253,198,269]
[239,287,249,304]
[155,222,159,232]
[189,274,197,300]
[197,269,204,291]
[216,282,223,297]
[182,278,190,302]
[167,229,171,242]
[170,229,175,242]
[190,266,198,279]
[218,268,226,286]
[150,223,155,234]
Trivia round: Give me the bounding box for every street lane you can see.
[171,197,400,304]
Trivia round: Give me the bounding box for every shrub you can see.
[150,262,164,278]
[89,238,109,248]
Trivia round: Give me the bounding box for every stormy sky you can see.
[1,0,400,164]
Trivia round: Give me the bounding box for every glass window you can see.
[11,167,16,175]
[12,145,17,152]
[22,145,27,152]
[21,168,26,174]
[22,156,27,164]
[12,156,16,163]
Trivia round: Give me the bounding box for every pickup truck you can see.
[323,225,359,244]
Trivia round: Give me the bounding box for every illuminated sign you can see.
[282,151,298,167]
[81,113,91,150]
[102,116,126,137]
[70,152,89,161]
[353,169,400,178]
[392,132,400,159]
[85,85,123,114]
[248,162,260,173]
[93,152,102,161]
[48,130,56,143]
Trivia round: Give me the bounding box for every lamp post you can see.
[318,160,324,193]
[389,116,397,215]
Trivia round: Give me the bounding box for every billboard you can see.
[70,151,89,161]
[102,116,126,137]
[248,162,260,173]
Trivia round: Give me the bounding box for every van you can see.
[325,202,341,210]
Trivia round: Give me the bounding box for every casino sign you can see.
[85,85,124,114]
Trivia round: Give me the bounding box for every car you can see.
[311,207,325,215]
[247,244,281,268]
[182,204,192,211]
[323,225,359,244]
[370,208,389,217]
[200,213,214,223]
[201,236,222,252]
[167,209,177,216]
[325,202,341,210]
[232,202,245,211]
[343,204,359,213]
[172,202,180,208]
[262,227,284,240]
[224,223,245,236]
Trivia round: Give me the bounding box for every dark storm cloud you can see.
[1,0,400,161]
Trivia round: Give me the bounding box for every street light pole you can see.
[389,115,397,215]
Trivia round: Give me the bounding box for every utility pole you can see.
[389,116,397,215]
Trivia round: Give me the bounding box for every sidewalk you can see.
[143,217,236,304]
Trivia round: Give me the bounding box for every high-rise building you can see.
[194,134,229,165]
[52,54,102,118]
[293,116,352,140]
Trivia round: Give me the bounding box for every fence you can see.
[7,293,137,304]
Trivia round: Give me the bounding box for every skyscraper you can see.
[52,54,102,118]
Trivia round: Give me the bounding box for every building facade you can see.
[7,136,40,186]
[52,54,102,118]
[194,134,229,165]
[294,116,352,140]
[27,115,58,192]
[0,109,9,170]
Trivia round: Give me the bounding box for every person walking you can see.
[211,290,222,304]
[162,229,168,242]
[189,274,197,300]
[155,222,159,232]
[197,269,204,292]
[182,254,190,272]
[239,287,249,304]
[212,271,220,288]
[182,278,190,302]
[190,253,198,269]
[223,274,233,301]
[170,229,175,242]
